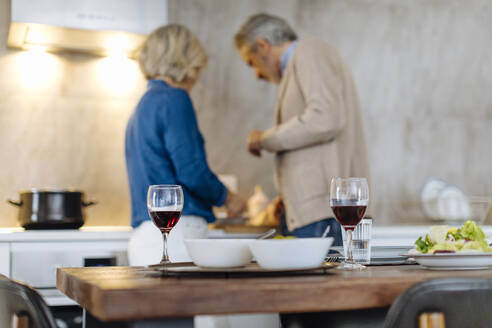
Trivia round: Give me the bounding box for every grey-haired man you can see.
[235,13,370,241]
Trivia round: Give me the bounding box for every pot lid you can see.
[19,188,84,194]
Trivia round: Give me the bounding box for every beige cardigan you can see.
[261,37,370,231]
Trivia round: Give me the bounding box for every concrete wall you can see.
[0,0,491,227]
[171,0,492,225]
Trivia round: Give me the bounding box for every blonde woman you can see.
[126,25,245,265]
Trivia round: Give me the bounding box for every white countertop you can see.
[0,225,261,242]
[2,224,491,246]
[0,226,133,242]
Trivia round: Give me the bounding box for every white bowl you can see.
[248,238,334,270]
[184,239,253,268]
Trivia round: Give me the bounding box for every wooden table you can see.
[56,264,492,323]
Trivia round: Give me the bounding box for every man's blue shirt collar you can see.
[280,41,299,75]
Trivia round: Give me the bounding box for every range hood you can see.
[8,0,167,57]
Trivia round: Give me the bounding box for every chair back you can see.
[383,277,492,328]
[0,274,57,328]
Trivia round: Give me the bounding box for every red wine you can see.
[332,205,367,230]
[149,210,181,232]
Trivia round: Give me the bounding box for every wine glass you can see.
[147,185,184,265]
[330,177,369,270]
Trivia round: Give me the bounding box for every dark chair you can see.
[383,278,492,328]
[0,274,57,328]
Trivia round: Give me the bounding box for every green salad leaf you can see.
[415,235,434,253]
[457,220,486,243]
[414,220,491,254]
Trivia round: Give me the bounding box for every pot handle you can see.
[7,199,22,207]
[82,200,98,207]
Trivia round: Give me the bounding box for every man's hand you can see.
[225,191,246,218]
[247,130,264,157]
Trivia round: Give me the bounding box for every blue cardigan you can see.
[125,79,227,228]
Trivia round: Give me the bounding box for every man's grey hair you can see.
[234,13,297,51]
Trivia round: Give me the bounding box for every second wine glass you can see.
[147,185,184,265]
[330,177,369,270]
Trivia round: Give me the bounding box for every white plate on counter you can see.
[404,252,492,270]
[421,178,448,219]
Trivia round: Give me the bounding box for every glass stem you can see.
[346,229,354,264]
[161,231,170,264]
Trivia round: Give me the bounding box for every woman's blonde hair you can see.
[138,24,207,82]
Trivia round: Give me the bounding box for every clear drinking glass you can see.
[330,177,369,270]
[147,185,184,265]
[342,218,372,265]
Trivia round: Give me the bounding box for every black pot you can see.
[7,189,97,230]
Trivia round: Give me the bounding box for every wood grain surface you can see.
[57,265,492,322]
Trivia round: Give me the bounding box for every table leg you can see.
[82,308,193,328]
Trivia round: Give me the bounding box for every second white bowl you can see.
[184,239,253,268]
[249,238,334,270]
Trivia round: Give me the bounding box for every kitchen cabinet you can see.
[0,243,9,276]
[0,227,132,306]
